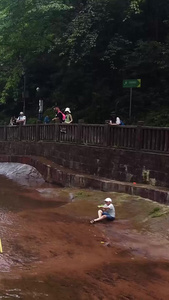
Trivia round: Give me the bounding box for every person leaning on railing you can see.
[16,112,26,125]
[64,107,73,124]
[44,115,50,124]
[52,107,65,123]
[109,117,121,125]
[9,116,17,126]
[109,112,121,125]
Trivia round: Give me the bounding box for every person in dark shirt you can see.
[52,107,65,123]
[9,116,17,126]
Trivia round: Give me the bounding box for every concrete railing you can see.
[0,123,169,153]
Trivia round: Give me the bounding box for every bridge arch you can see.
[0,146,168,205]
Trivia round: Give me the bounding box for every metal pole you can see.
[38,99,43,122]
[129,87,133,120]
[23,72,26,114]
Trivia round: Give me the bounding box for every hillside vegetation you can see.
[0,0,168,125]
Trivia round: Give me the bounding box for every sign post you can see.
[129,87,132,120]
[123,79,141,120]
[38,99,43,121]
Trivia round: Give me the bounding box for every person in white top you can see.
[90,197,115,224]
[115,117,121,125]
[109,112,121,125]
[16,112,26,125]
[64,107,73,124]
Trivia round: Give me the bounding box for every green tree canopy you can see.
[0,0,169,125]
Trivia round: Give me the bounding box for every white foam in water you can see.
[37,188,59,198]
[0,163,45,187]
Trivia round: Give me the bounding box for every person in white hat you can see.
[90,197,115,224]
[16,112,26,125]
[64,107,73,124]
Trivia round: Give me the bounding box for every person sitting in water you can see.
[90,197,115,224]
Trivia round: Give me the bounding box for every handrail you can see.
[0,123,169,153]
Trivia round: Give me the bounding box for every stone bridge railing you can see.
[0,123,168,153]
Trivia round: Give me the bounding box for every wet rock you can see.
[0,162,45,186]
[104,242,111,247]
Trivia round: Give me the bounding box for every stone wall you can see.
[0,141,168,188]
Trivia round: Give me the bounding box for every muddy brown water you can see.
[0,167,169,299]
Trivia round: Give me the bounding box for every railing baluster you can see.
[104,124,110,146]
[4,124,7,141]
[164,130,169,152]
[160,129,165,151]
[36,124,39,142]
[77,124,82,144]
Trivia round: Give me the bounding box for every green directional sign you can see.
[123,79,141,88]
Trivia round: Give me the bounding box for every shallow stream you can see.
[0,163,168,299]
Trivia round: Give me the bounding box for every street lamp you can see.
[22,70,26,114]
[36,87,43,121]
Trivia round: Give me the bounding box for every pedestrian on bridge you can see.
[44,115,50,124]
[52,107,65,123]
[109,112,121,125]
[64,107,73,124]
[9,116,17,126]
[16,112,26,125]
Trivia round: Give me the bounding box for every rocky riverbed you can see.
[0,163,169,299]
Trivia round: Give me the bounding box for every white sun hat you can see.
[104,198,112,202]
[65,107,71,113]
[20,112,24,115]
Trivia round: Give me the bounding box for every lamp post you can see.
[22,70,26,114]
[36,87,43,122]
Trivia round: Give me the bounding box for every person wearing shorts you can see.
[90,198,115,224]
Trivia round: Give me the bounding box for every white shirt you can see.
[116,117,121,125]
[104,203,115,217]
[17,115,26,125]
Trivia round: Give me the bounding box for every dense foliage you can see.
[0,0,169,125]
